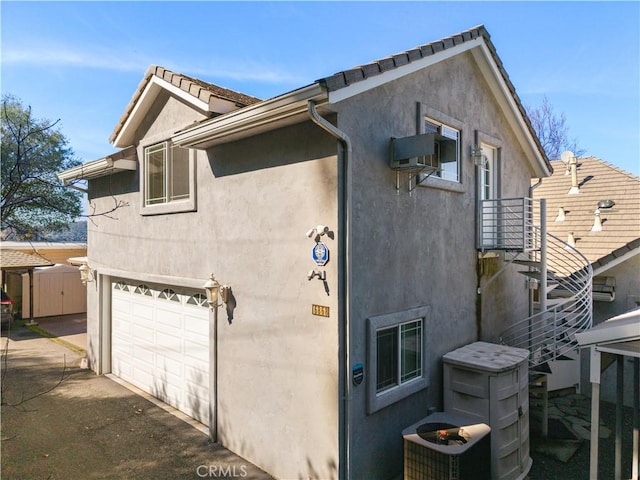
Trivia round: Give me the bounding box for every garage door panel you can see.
[156,353,184,378]
[156,331,183,354]
[131,343,154,367]
[184,312,208,335]
[132,302,154,320]
[184,341,209,364]
[111,281,210,426]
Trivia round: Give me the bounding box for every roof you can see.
[172,25,550,176]
[62,25,550,181]
[0,242,87,250]
[110,65,262,147]
[317,25,550,174]
[57,145,137,185]
[0,249,55,270]
[576,307,640,357]
[534,157,640,271]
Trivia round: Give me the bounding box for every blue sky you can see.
[2,1,639,175]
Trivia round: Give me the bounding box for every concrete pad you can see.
[1,324,274,480]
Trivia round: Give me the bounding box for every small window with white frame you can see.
[142,141,196,215]
[424,118,461,183]
[367,306,431,414]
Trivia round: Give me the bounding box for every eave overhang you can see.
[172,83,328,149]
[112,75,244,148]
[57,146,137,185]
[322,36,550,179]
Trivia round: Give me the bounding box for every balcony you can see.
[478,197,540,253]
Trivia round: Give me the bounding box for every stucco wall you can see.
[87,100,341,478]
[331,51,533,479]
[85,50,538,480]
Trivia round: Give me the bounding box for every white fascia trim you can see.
[172,83,327,149]
[113,76,211,148]
[57,158,137,184]
[593,246,640,276]
[470,44,550,178]
[327,39,483,104]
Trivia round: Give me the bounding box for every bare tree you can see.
[526,96,585,160]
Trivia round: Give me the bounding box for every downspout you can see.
[529,179,543,318]
[307,100,352,480]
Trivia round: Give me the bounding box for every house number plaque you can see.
[312,304,330,317]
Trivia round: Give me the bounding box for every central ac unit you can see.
[402,412,491,480]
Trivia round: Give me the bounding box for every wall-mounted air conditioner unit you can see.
[390,133,435,170]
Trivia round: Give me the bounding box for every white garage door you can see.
[111,280,210,425]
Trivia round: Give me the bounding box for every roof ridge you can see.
[583,156,640,181]
[318,25,488,90]
[550,156,640,181]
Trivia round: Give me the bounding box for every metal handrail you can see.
[500,226,593,367]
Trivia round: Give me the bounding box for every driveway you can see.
[1,322,273,480]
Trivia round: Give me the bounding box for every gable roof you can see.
[534,157,640,272]
[172,25,550,177]
[110,65,262,147]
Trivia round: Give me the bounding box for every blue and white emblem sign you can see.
[312,242,329,266]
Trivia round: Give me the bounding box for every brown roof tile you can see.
[109,65,262,144]
[534,157,640,268]
[317,25,549,172]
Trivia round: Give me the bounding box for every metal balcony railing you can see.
[478,197,539,252]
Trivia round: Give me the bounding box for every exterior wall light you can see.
[472,145,486,166]
[79,263,94,285]
[203,274,220,309]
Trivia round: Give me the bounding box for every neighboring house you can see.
[0,242,87,318]
[59,25,580,479]
[534,157,640,402]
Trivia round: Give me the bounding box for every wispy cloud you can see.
[2,43,307,85]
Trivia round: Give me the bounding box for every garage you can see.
[111,280,210,425]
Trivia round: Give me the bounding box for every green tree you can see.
[525,96,585,161]
[1,95,82,239]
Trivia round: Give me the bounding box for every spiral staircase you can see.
[478,197,593,388]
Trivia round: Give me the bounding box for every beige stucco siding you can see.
[87,106,341,478]
[331,51,533,478]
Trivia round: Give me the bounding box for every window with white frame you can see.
[142,142,195,214]
[367,306,431,414]
[424,118,460,183]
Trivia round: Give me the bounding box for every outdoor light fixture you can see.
[79,263,94,286]
[471,145,486,166]
[203,274,221,310]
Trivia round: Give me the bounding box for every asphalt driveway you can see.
[1,322,273,480]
